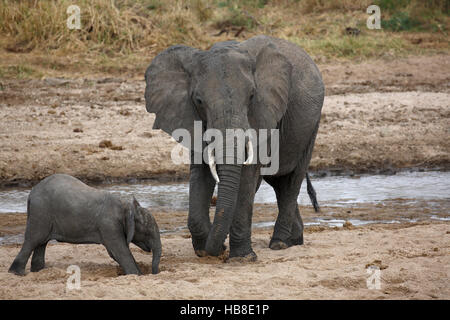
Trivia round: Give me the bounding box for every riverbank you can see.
[0,54,449,188]
[0,220,448,299]
[1,176,448,299]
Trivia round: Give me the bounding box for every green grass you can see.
[376,0,448,32]
[0,65,42,79]
[0,0,448,78]
[289,33,410,60]
[381,11,421,31]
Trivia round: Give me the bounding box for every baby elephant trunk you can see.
[151,238,162,274]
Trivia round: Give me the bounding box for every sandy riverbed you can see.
[0,221,448,300]
[0,200,449,300]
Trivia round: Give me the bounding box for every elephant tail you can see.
[306,173,320,213]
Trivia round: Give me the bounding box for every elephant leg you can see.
[228,166,261,261]
[8,241,35,276]
[188,163,216,257]
[266,169,305,250]
[102,231,141,275]
[288,206,304,246]
[30,241,48,272]
[106,247,115,260]
[9,223,50,276]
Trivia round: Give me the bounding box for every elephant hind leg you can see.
[265,169,305,250]
[9,241,35,276]
[9,226,51,275]
[287,206,304,246]
[30,242,48,272]
[10,202,53,275]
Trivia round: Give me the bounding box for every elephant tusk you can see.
[208,145,220,183]
[243,140,253,165]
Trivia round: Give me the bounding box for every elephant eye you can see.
[195,97,203,106]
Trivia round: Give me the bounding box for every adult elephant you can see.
[144,36,324,261]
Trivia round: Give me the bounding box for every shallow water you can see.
[1,171,449,213]
[0,171,449,244]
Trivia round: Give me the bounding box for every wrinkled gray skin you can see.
[8,174,161,276]
[145,36,324,260]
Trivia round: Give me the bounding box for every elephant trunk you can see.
[205,164,242,256]
[205,131,244,256]
[151,237,162,274]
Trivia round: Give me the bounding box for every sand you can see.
[0,221,448,300]
[0,200,449,300]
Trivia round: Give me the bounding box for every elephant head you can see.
[128,197,161,274]
[144,37,292,256]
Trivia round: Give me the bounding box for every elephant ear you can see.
[241,39,292,130]
[144,45,200,149]
[126,208,135,245]
[125,196,139,245]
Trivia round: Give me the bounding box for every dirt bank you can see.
[0,221,448,300]
[0,54,449,187]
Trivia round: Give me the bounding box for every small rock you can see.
[365,259,388,270]
[140,132,153,138]
[73,128,83,133]
[343,221,354,229]
[98,140,124,150]
[99,140,113,148]
[119,109,130,116]
[345,27,360,36]
[97,78,123,84]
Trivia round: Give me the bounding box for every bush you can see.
[381,11,420,31]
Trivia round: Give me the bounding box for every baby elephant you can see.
[9,174,161,276]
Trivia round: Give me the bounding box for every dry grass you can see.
[0,0,448,79]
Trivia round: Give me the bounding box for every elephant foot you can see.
[8,263,26,276]
[192,237,208,257]
[269,235,304,250]
[269,239,289,250]
[30,264,45,273]
[287,234,304,246]
[194,249,208,257]
[193,237,226,257]
[227,250,257,263]
[31,261,45,273]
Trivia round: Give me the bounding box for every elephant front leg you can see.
[188,163,216,257]
[228,166,261,261]
[101,229,141,275]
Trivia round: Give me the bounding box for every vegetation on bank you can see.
[0,0,448,78]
